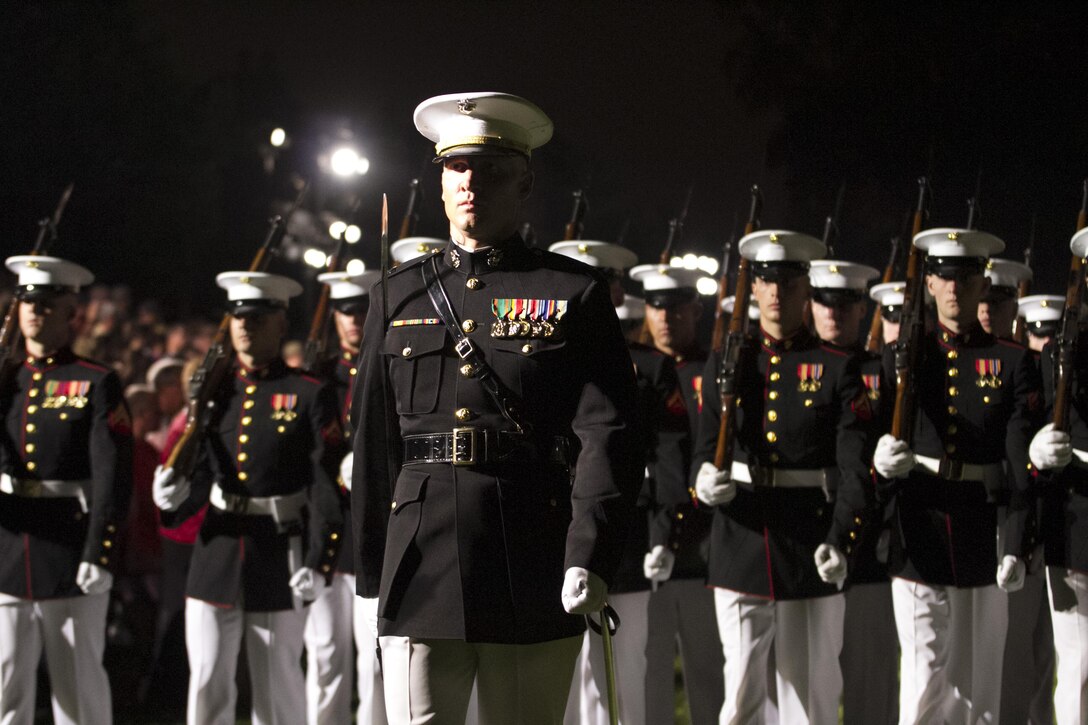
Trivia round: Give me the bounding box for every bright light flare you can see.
[697,277,719,296]
[329,221,347,239]
[304,248,329,268]
[345,259,366,275]
[345,225,361,243]
[269,128,287,147]
[330,147,361,177]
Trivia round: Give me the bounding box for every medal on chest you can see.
[490,298,567,339]
[975,359,1002,389]
[42,380,91,409]
[271,393,298,421]
[797,363,823,393]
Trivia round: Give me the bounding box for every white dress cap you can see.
[985,258,1032,289]
[5,255,94,291]
[738,230,826,263]
[870,281,907,307]
[913,228,1005,258]
[317,269,381,300]
[391,237,446,265]
[721,295,761,320]
[1070,227,1088,257]
[1018,294,1063,324]
[216,271,303,307]
[615,294,646,321]
[628,264,704,292]
[414,92,553,159]
[809,260,880,292]
[548,241,638,272]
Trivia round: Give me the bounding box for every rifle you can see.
[165,181,309,475]
[1052,180,1088,432]
[712,185,762,470]
[864,235,904,353]
[658,185,694,265]
[1010,215,1036,344]
[302,200,359,371]
[0,184,75,386]
[398,179,420,240]
[711,229,737,352]
[562,190,587,241]
[890,177,930,443]
[822,182,846,258]
[966,168,982,230]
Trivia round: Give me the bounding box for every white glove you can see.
[152,465,191,511]
[289,567,325,602]
[996,555,1026,592]
[643,544,675,583]
[339,452,354,491]
[76,562,113,596]
[695,461,736,507]
[1029,423,1072,471]
[873,434,915,479]
[561,566,607,615]
[359,596,379,638]
[814,543,847,586]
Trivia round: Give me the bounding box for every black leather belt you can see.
[403,428,525,466]
[402,428,571,468]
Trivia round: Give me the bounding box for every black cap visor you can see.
[926,256,986,280]
[881,305,902,323]
[645,288,698,309]
[812,288,865,307]
[15,284,75,302]
[752,261,809,282]
[332,296,370,316]
[228,299,287,319]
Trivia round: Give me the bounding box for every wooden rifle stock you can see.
[302,235,349,372]
[1010,218,1035,343]
[165,182,309,475]
[398,179,420,240]
[563,190,586,241]
[889,178,929,443]
[1052,180,1088,431]
[713,186,761,470]
[0,184,74,386]
[864,236,903,352]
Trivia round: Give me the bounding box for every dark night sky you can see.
[3,2,1088,326]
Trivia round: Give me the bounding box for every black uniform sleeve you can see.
[83,371,133,568]
[305,380,345,576]
[563,279,642,585]
[352,286,401,598]
[1002,346,1044,558]
[827,353,878,552]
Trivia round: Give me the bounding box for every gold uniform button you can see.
[948,406,958,415]
[804,399,813,407]
[25,462,36,471]
[25,424,35,433]
[466,277,481,290]
[455,408,473,422]
[242,416,252,426]
[239,434,249,443]
[948,368,958,377]
[244,400,255,410]
[326,548,336,557]
[59,413,67,420]
[28,389,38,398]
[391,501,397,510]
[849,531,857,541]
[854,516,862,525]
[402,347,412,357]
[945,444,956,454]
[769,453,780,463]
[277,425,286,433]
[27,405,37,415]
[330,532,339,541]
[948,386,958,397]
[32,373,42,381]
[521,344,533,354]
[45,358,54,365]
[107,524,116,533]
[983,396,991,404]
[99,557,109,565]
[770,372,781,382]
[460,364,475,378]
[238,471,248,481]
[549,498,557,507]
[767,410,778,422]
[947,350,958,360]
[321,565,331,573]
[769,391,779,400]
[766,431,777,443]
[462,319,476,333]
[349,368,357,376]
[770,355,781,365]
[103,540,112,549]
[246,385,257,394]
[24,444,34,454]
[238,453,248,462]
[948,424,957,434]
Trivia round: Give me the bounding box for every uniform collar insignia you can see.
[443,235,526,275]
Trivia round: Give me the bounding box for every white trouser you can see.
[379,634,582,725]
[351,584,389,725]
[646,579,724,725]
[304,573,388,725]
[1000,565,1054,725]
[1047,566,1088,725]
[891,578,1007,725]
[0,592,112,725]
[713,588,844,725]
[564,590,650,725]
[185,597,306,725]
[840,582,898,725]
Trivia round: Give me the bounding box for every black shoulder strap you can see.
[422,256,530,434]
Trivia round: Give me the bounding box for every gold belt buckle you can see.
[939,457,964,481]
[451,427,477,466]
